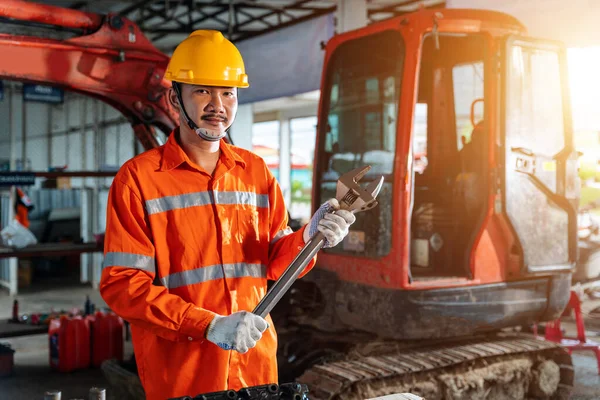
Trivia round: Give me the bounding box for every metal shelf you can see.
[0,242,103,258]
[0,171,117,178]
[0,319,48,338]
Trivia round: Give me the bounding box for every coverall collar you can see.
[160,127,246,173]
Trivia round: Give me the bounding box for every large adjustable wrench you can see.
[253,166,384,318]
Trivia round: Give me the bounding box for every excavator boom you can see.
[0,0,177,149]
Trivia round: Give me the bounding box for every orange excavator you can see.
[272,8,579,400]
[0,2,578,399]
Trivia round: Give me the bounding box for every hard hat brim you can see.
[166,76,249,89]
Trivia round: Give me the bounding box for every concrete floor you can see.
[0,284,599,400]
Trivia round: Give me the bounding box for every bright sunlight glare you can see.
[568,47,600,132]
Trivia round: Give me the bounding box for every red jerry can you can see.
[48,315,91,372]
[91,311,124,367]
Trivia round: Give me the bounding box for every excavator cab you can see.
[299,9,578,341]
[274,9,579,399]
[274,11,580,398]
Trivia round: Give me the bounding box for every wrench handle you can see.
[252,232,326,318]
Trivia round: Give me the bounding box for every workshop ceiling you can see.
[34,0,445,51]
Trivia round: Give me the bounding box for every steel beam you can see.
[368,0,445,16]
[235,0,315,30]
[235,4,334,42]
[151,1,227,41]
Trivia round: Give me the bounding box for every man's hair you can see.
[172,82,237,92]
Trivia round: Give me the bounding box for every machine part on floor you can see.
[253,166,383,318]
[541,290,600,374]
[168,382,310,400]
[44,391,61,400]
[41,387,107,400]
[88,387,106,400]
[296,334,573,400]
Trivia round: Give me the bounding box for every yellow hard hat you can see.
[164,30,249,88]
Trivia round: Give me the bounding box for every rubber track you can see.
[297,334,574,400]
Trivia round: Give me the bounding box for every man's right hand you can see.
[205,311,268,354]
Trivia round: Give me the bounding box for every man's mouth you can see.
[202,115,227,125]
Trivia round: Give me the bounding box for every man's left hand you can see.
[302,198,356,248]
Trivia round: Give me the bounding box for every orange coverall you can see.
[100,129,316,400]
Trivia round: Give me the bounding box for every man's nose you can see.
[207,93,225,113]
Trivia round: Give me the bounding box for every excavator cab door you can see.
[502,36,579,274]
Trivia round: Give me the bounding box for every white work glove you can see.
[303,198,356,248]
[205,311,268,354]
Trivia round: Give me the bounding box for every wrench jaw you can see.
[336,167,384,214]
[361,176,384,211]
[337,166,371,190]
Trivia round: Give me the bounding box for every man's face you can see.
[171,83,238,133]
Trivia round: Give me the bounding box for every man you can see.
[15,187,34,228]
[100,30,355,400]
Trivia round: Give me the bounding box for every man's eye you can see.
[196,89,209,94]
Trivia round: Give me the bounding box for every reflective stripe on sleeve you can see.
[103,252,155,272]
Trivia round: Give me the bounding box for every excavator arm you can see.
[0,0,178,150]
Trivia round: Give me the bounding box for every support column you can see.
[7,187,17,296]
[21,88,27,171]
[47,100,52,171]
[80,97,88,189]
[336,0,368,33]
[229,103,253,150]
[80,189,93,284]
[278,114,291,207]
[8,83,15,171]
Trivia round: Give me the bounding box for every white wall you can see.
[0,82,139,183]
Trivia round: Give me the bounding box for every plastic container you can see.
[0,343,15,378]
[91,311,124,368]
[48,315,91,372]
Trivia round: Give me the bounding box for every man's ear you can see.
[168,87,180,109]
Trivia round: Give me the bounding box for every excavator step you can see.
[297,334,573,400]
